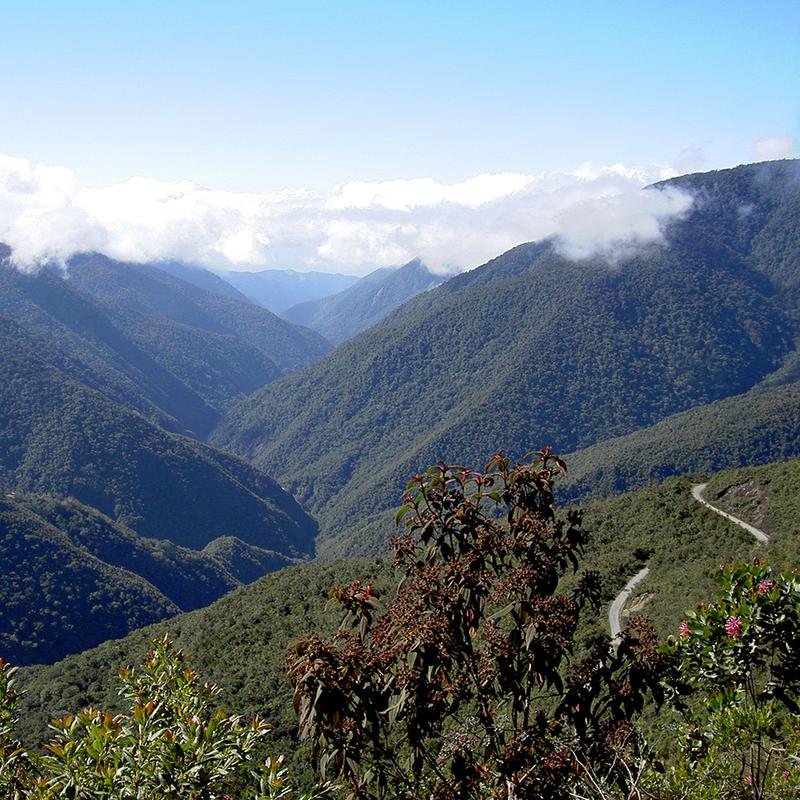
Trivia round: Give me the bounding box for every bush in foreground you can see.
[289,451,667,800]
[0,636,327,799]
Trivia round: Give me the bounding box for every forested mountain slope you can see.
[214,162,800,557]
[66,253,331,374]
[17,457,800,778]
[0,495,179,666]
[0,248,218,436]
[281,258,443,343]
[0,250,330,437]
[0,491,300,666]
[560,378,800,503]
[0,317,317,555]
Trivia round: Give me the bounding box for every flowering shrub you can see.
[289,451,667,800]
[670,562,800,710]
[647,563,800,800]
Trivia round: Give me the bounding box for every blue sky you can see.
[0,1,797,272]
[2,0,797,190]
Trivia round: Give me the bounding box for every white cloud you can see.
[754,136,795,162]
[0,151,692,275]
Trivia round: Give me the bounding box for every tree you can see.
[289,450,666,800]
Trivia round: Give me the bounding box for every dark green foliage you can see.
[560,379,800,504]
[282,260,443,344]
[215,163,800,558]
[12,494,240,609]
[0,495,179,666]
[0,317,317,553]
[0,258,214,436]
[0,491,315,665]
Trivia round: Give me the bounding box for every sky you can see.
[0,0,798,273]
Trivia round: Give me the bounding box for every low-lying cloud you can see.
[0,151,693,275]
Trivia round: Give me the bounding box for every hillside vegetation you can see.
[214,162,800,557]
[560,377,800,502]
[0,316,317,551]
[17,456,800,777]
[66,253,330,375]
[0,249,330,438]
[0,495,179,665]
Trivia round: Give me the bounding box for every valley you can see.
[2,159,800,798]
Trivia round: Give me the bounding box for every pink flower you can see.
[725,616,743,638]
[757,579,774,594]
[679,621,691,638]
[744,775,753,786]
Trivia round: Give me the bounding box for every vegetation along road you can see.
[691,482,770,543]
[609,482,770,642]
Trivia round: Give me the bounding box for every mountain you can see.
[223,268,359,314]
[0,489,304,666]
[0,316,318,555]
[281,258,444,344]
[64,252,331,375]
[213,162,800,557]
[560,378,800,503]
[18,457,800,775]
[0,494,179,666]
[151,259,253,302]
[0,250,332,438]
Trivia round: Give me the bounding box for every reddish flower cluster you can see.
[724,616,743,638]
[757,578,775,594]
[679,621,691,639]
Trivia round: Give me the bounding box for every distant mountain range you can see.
[222,268,359,313]
[281,258,444,344]
[4,159,800,672]
[213,161,800,557]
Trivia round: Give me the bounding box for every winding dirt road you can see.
[608,566,650,643]
[608,481,770,643]
[690,482,769,543]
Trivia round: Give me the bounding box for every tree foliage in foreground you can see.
[289,451,667,800]
[0,637,327,799]
[649,563,800,800]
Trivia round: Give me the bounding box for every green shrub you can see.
[0,637,327,799]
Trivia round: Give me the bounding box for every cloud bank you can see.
[0,151,693,275]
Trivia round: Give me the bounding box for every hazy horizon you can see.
[1,0,797,274]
